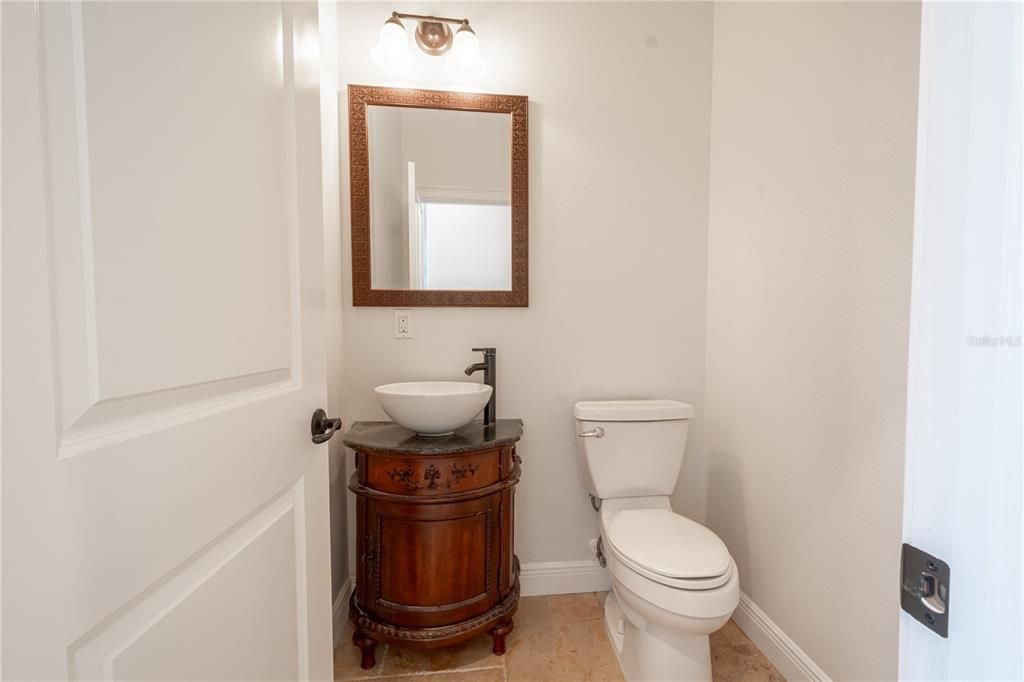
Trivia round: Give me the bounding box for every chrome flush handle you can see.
[578,427,605,438]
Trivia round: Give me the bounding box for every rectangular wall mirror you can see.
[348,85,528,306]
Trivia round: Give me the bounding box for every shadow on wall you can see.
[706,451,749,590]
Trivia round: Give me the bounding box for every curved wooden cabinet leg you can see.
[489,619,514,655]
[352,631,378,670]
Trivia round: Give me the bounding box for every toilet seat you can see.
[605,509,733,590]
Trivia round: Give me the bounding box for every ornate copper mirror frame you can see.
[348,85,528,306]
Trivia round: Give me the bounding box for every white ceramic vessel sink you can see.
[374,381,493,436]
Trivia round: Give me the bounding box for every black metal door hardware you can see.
[901,543,950,637]
[310,409,342,444]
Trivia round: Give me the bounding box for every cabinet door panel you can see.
[367,495,500,627]
[379,514,487,606]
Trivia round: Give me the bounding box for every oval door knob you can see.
[311,408,342,444]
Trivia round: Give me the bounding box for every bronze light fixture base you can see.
[387,11,470,57]
[414,20,453,55]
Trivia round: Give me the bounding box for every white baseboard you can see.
[332,576,354,647]
[519,559,611,597]
[732,592,831,682]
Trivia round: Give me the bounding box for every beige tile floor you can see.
[335,592,783,682]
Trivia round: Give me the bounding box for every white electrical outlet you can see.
[394,309,412,338]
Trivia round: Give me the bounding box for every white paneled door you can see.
[2,2,333,679]
[900,1,1022,679]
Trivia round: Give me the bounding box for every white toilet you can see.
[574,400,739,682]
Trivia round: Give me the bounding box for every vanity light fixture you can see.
[371,11,486,79]
[370,14,415,73]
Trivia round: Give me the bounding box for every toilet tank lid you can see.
[573,400,694,422]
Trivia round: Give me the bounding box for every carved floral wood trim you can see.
[450,462,480,485]
[386,462,481,490]
[348,84,529,307]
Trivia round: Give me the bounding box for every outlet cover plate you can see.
[394,310,412,339]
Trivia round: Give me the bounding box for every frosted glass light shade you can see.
[372,19,414,73]
[446,25,486,80]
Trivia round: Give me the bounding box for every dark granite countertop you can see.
[342,419,523,455]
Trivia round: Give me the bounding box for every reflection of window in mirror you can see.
[416,202,512,290]
[367,105,512,291]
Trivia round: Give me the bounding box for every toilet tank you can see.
[574,400,694,499]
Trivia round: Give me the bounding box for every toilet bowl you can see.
[599,497,739,681]
[574,400,739,682]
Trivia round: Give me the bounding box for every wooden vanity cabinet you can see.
[344,421,523,669]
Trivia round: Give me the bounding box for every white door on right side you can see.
[899,2,1022,679]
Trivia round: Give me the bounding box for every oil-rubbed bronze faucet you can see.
[464,347,496,426]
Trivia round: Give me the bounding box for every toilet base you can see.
[603,592,713,682]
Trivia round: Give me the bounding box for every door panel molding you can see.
[41,0,102,433]
[37,1,307,459]
[68,481,309,680]
[58,368,296,459]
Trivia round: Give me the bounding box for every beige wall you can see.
[333,2,714,580]
[703,3,920,679]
